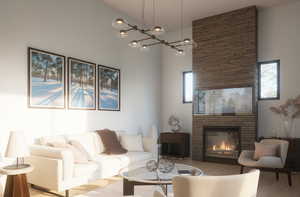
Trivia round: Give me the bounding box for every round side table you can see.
[0,164,34,197]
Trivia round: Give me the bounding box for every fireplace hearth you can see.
[203,126,241,163]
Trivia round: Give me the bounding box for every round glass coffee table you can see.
[120,163,203,196]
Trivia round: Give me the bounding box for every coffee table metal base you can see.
[123,178,171,196]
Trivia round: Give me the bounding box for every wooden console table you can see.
[160,132,190,158]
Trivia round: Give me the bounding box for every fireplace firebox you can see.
[203,126,241,163]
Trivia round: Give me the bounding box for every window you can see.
[258,60,280,100]
[183,71,193,103]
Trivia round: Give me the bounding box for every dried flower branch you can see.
[270,95,300,119]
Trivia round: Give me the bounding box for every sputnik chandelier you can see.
[112,0,196,56]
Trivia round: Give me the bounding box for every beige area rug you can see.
[76,180,160,197]
[30,161,300,197]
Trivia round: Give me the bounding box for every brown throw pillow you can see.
[253,142,279,160]
[96,129,127,155]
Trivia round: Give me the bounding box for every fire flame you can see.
[212,141,234,151]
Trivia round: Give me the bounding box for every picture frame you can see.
[67,57,97,110]
[98,65,120,111]
[28,47,66,109]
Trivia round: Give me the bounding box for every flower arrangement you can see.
[270,95,300,137]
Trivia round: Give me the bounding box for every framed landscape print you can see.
[28,47,66,109]
[98,65,120,111]
[68,57,96,110]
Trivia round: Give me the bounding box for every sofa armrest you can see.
[143,137,158,156]
[25,155,63,191]
[240,150,255,158]
[29,145,74,182]
[279,141,289,165]
[238,150,255,165]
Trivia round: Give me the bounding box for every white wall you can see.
[0,0,161,155]
[160,1,300,138]
[160,28,193,133]
[258,1,300,138]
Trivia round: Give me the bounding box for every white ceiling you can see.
[102,0,296,31]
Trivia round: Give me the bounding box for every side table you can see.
[0,164,34,197]
[160,132,190,158]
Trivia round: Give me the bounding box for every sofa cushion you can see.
[120,134,144,152]
[254,142,279,160]
[66,133,98,158]
[96,152,152,168]
[124,151,153,164]
[97,129,127,155]
[47,142,89,164]
[73,162,98,178]
[91,151,152,179]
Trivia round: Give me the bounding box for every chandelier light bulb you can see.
[183,38,191,44]
[181,38,198,48]
[151,26,165,35]
[140,45,149,52]
[118,30,128,38]
[176,49,185,56]
[129,40,140,48]
[116,18,124,24]
[112,18,127,29]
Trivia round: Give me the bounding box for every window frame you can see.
[257,60,280,100]
[183,71,193,104]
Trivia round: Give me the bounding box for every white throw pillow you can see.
[69,140,94,161]
[120,134,144,152]
[39,135,67,145]
[66,133,98,158]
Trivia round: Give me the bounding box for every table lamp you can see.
[4,131,30,169]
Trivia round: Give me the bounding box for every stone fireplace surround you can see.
[192,115,257,161]
[191,6,258,162]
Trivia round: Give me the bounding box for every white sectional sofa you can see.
[26,131,157,196]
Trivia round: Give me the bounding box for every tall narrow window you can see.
[258,60,280,100]
[183,71,193,103]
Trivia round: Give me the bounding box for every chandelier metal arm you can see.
[113,0,194,54]
[120,22,185,51]
[139,27,181,50]
[144,41,162,47]
[174,43,193,47]
[123,28,135,32]
[136,37,152,42]
[168,40,183,44]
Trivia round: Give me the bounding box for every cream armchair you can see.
[154,170,260,197]
[238,139,291,186]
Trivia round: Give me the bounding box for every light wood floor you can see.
[30,160,300,197]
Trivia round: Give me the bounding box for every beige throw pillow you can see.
[253,142,279,160]
[120,134,144,152]
[47,142,89,164]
